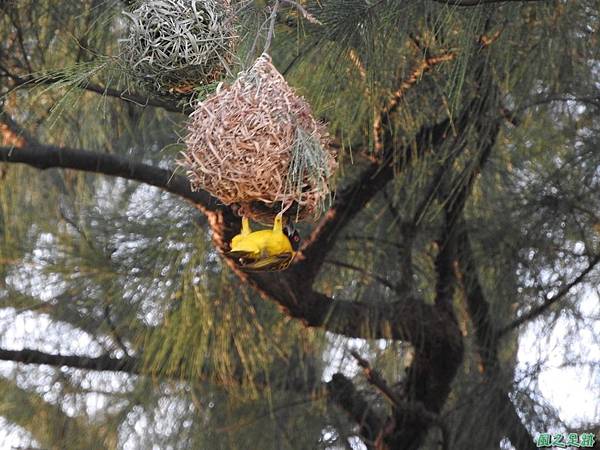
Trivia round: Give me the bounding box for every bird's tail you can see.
[241,253,294,271]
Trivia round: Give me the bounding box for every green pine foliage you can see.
[1,0,599,448]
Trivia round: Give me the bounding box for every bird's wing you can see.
[228,250,259,260]
[240,253,293,271]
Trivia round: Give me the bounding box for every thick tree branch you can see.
[455,226,537,450]
[0,137,440,339]
[327,373,384,448]
[428,56,537,449]
[387,87,499,447]
[0,348,140,373]
[235,270,448,342]
[201,115,459,345]
[455,226,500,369]
[0,142,221,211]
[351,351,405,408]
[350,350,450,446]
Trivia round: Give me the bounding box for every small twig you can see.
[8,11,34,74]
[281,39,320,76]
[515,94,600,114]
[348,48,367,81]
[324,259,398,291]
[431,0,546,6]
[407,33,424,52]
[0,107,34,145]
[280,0,321,25]
[373,51,455,153]
[382,187,402,222]
[342,234,404,251]
[499,253,600,336]
[350,351,403,406]
[263,0,280,54]
[103,305,131,357]
[4,71,186,114]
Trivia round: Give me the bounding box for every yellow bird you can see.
[228,213,301,271]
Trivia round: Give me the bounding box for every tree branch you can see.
[515,94,600,112]
[431,0,547,6]
[0,348,140,373]
[429,57,537,449]
[373,51,456,154]
[455,226,500,369]
[0,343,321,396]
[455,226,537,450]
[237,271,447,342]
[4,71,187,114]
[351,352,452,450]
[295,117,453,282]
[351,351,404,407]
[0,107,33,146]
[2,139,446,344]
[1,347,390,448]
[326,373,384,448]
[176,36,502,350]
[498,253,600,336]
[324,259,399,291]
[0,142,221,211]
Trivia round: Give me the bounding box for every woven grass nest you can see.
[182,54,336,223]
[121,0,237,95]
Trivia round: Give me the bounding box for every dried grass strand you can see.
[120,0,238,94]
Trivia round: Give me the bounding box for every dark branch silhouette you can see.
[2,70,187,114]
[0,348,140,373]
[499,253,600,336]
[0,142,220,211]
[294,117,452,282]
[431,0,547,6]
[327,373,384,447]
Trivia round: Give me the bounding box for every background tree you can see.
[1,0,599,449]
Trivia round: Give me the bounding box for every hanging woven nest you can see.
[181,54,336,223]
[120,0,237,95]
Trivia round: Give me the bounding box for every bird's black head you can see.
[284,223,302,251]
